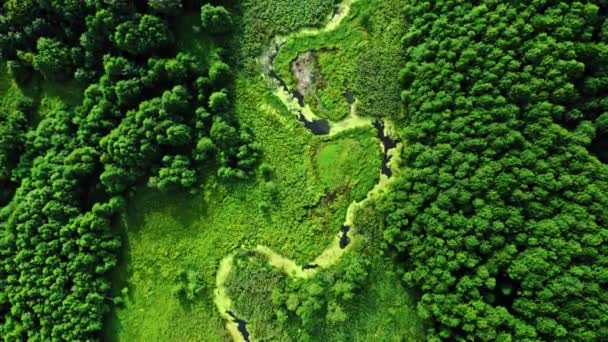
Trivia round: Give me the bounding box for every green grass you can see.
[315,128,380,194]
[103,70,384,340]
[351,0,407,118]
[0,62,82,125]
[104,1,425,340]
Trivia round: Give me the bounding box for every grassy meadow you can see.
[103,0,425,340]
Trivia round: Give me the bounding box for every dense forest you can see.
[382,1,608,341]
[0,1,258,340]
[0,0,606,341]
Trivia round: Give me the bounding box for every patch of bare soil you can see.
[291,51,323,103]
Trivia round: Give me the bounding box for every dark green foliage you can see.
[6,60,33,85]
[33,37,73,81]
[200,4,232,34]
[0,108,26,204]
[150,155,197,192]
[0,0,94,80]
[0,1,253,340]
[115,78,142,107]
[114,15,173,55]
[209,60,232,87]
[383,1,608,341]
[194,137,215,163]
[148,0,183,16]
[4,0,35,24]
[0,106,123,339]
[272,254,369,336]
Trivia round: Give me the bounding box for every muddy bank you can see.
[267,44,331,136]
[292,51,320,102]
[268,43,307,107]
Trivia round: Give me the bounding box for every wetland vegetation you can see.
[1,0,606,341]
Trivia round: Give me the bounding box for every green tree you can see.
[33,37,73,80]
[114,15,172,55]
[200,4,232,34]
[148,0,182,15]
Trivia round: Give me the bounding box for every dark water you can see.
[342,84,354,105]
[339,224,351,249]
[227,310,250,342]
[298,113,330,135]
[372,120,398,177]
[292,90,305,107]
[302,264,319,270]
[269,69,289,91]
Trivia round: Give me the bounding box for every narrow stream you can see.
[227,311,251,342]
[267,42,331,135]
[372,120,398,177]
[339,224,351,249]
[302,264,319,270]
[214,1,404,340]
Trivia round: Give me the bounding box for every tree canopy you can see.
[382,1,608,341]
[0,1,253,340]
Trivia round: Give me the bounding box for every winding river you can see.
[213,1,402,340]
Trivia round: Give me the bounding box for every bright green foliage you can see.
[352,0,406,118]
[272,254,370,330]
[383,1,608,341]
[314,129,381,195]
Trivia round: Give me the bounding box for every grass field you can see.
[104,1,425,340]
[103,72,387,340]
